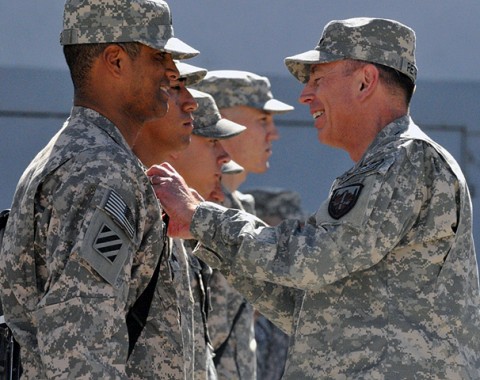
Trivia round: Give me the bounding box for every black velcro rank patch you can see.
[93,224,123,263]
[328,184,363,220]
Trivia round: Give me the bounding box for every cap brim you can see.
[285,49,340,83]
[264,99,294,113]
[175,61,207,86]
[222,160,244,175]
[164,37,199,60]
[193,118,246,139]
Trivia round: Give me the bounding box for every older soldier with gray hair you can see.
[150,17,480,378]
[0,0,198,378]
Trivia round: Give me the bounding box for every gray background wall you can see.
[1,1,479,251]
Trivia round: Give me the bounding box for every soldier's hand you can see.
[147,163,201,239]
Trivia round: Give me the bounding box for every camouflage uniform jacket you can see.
[127,237,194,379]
[0,107,182,378]
[193,116,480,379]
[180,239,218,380]
[206,189,256,380]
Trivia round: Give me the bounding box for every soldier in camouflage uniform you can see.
[151,17,480,379]
[128,61,202,379]
[164,90,246,379]
[245,188,305,380]
[0,0,199,378]
[193,70,294,380]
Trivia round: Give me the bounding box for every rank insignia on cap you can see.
[93,224,123,263]
[328,184,363,219]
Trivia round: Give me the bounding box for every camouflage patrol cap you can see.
[189,89,246,139]
[192,70,294,113]
[222,160,244,175]
[175,61,207,86]
[285,17,417,83]
[60,0,199,60]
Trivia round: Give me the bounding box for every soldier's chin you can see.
[253,163,269,174]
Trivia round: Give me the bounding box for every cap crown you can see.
[191,90,223,133]
[61,0,198,59]
[285,17,417,83]
[193,70,293,113]
[190,89,246,138]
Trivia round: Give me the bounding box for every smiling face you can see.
[219,105,279,174]
[123,45,179,123]
[299,60,361,153]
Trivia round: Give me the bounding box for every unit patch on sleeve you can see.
[80,188,135,288]
[328,184,363,220]
[93,224,123,263]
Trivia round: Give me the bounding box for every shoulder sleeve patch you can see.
[102,189,135,239]
[328,184,363,220]
[80,187,136,288]
[82,207,132,288]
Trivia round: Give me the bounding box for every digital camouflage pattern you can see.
[222,188,255,215]
[190,89,246,139]
[203,188,257,380]
[60,0,199,60]
[246,188,305,225]
[178,239,218,380]
[192,70,294,113]
[192,116,480,379]
[0,107,180,378]
[127,237,194,379]
[245,188,305,380]
[129,60,222,380]
[285,17,417,84]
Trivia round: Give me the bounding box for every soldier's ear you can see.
[102,44,127,77]
[357,64,379,100]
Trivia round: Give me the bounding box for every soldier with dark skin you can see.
[0,0,198,378]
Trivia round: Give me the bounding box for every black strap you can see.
[213,300,247,366]
[0,210,10,317]
[0,209,9,231]
[126,214,168,358]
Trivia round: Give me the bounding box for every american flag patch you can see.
[103,190,135,239]
[93,224,123,262]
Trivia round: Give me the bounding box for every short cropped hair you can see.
[63,42,141,92]
[343,59,415,105]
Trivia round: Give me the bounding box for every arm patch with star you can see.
[81,188,136,288]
